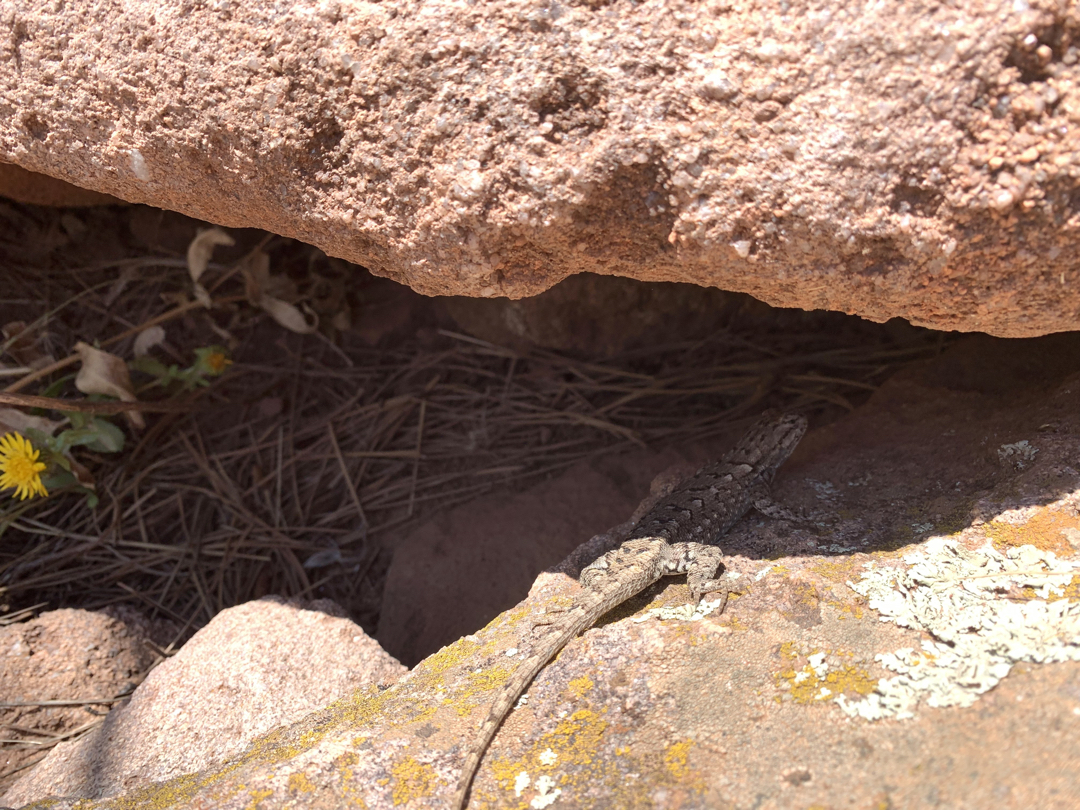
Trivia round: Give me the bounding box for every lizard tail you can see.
[451,593,608,810]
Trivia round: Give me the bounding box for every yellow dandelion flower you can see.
[205,351,231,375]
[0,432,49,500]
[194,346,232,378]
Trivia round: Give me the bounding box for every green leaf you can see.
[24,429,70,471]
[35,470,98,507]
[40,468,76,492]
[131,355,171,379]
[65,411,90,430]
[56,417,125,454]
[24,426,55,449]
[40,375,74,399]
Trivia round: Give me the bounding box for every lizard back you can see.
[629,410,807,544]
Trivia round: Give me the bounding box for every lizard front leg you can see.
[662,542,738,606]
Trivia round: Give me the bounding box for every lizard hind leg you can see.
[580,537,667,590]
[533,538,668,636]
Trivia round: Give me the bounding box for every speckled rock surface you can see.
[0,607,161,799]
[3,1,1080,337]
[14,334,1080,810]
[3,596,405,808]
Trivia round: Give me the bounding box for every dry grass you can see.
[0,203,948,652]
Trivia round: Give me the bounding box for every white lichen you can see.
[537,748,558,767]
[530,775,562,808]
[836,536,1079,721]
[514,771,530,797]
[997,440,1038,469]
[631,594,727,623]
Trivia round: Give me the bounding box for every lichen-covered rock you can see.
[3,1,1080,336]
[11,336,1080,810]
[3,596,405,807]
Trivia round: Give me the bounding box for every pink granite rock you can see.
[3,596,404,806]
[3,1,1080,336]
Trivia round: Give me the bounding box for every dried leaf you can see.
[74,342,135,400]
[206,319,236,347]
[0,408,64,437]
[260,296,319,334]
[239,251,316,333]
[241,250,272,305]
[73,342,145,429]
[68,456,96,490]
[193,282,213,309]
[186,227,234,284]
[1,320,26,341]
[303,544,343,569]
[133,325,166,358]
[331,308,352,332]
[241,250,296,303]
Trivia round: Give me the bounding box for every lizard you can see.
[452,409,808,809]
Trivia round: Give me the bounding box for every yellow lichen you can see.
[723,613,749,632]
[487,709,609,804]
[481,705,709,807]
[244,788,273,810]
[568,675,594,699]
[286,772,315,794]
[663,740,693,780]
[775,644,877,704]
[452,665,513,716]
[810,556,860,581]
[390,756,439,806]
[1017,573,1080,603]
[420,635,484,678]
[778,641,801,662]
[468,666,512,692]
[827,598,864,620]
[543,709,607,767]
[335,751,360,769]
[51,606,503,809]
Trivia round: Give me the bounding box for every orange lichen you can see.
[984,508,1080,557]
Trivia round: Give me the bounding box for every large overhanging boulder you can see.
[2,0,1079,337]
